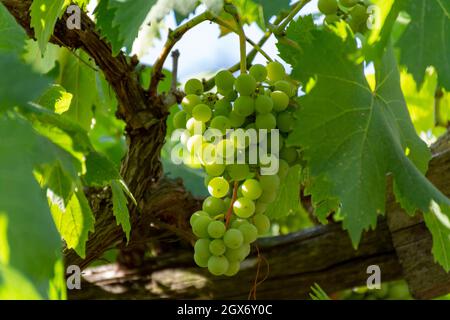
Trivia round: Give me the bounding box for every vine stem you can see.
[274,0,311,35]
[225,181,239,228]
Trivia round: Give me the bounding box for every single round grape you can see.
[223,229,244,249]
[231,218,249,229]
[253,214,271,235]
[350,4,368,32]
[190,210,209,227]
[181,94,201,114]
[318,0,338,15]
[192,215,212,238]
[259,174,280,191]
[208,177,230,198]
[214,99,231,117]
[186,117,206,134]
[224,260,240,276]
[277,111,295,133]
[173,110,188,129]
[280,146,298,164]
[227,164,250,181]
[185,78,203,95]
[255,113,277,130]
[274,80,295,97]
[210,115,231,134]
[266,61,286,82]
[234,96,255,117]
[239,223,258,243]
[271,91,289,112]
[228,111,246,128]
[255,94,273,114]
[204,162,225,177]
[241,179,263,200]
[192,104,212,122]
[208,255,229,275]
[258,189,277,203]
[278,159,290,179]
[325,14,340,24]
[233,197,255,218]
[249,64,267,82]
[225,243,250,262]
[208,220,226,238]
[202,196,227,216]
[194,252,209,268]
[215,70,235,93]
[340,0,358,8]
[194,238,211,256]
[255,200,268,215]
[235,74,257,96]
[209,239,226,256]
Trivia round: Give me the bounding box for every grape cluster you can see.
[318,0,371,34]
[173,61,298,276]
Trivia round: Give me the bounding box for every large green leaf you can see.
[0,3,26,54]
[397,0,450,89]
[111,180,131,242]
[279,19,450,270]
[84,151,121,186]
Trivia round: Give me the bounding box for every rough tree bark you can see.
[2,0,450,300]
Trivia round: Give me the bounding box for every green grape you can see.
[276,111,295,133]
[254,94,273,114]
[204,175,213,188]
[194,253,209,268]
[274,80,295,97]
[227,164,250,181]
[192,104,212,122]
[233,197,255,218]
[214,99,231,117]
[209,239,226,256]
[241,179,263,200]
[318,0,338,15]
[224,260,241,276]
[225,243,250,262]
[208,255,229,275]
[180,130,190,146]
[215,70,235,94]
[185,78,204,95]
[216,139,236,161]
[223,228,244,249]
[231,218,249,229]
[208,177,230,198]
[192,215,212,238]
[202,196,227,216]
[210,115,231,134]
[190,210,209,227]
[234,96,255,117]
[186,117,206,134]
[325,14,340,24]
[280,146,298,164]
[254,200,268,214]
[186,134,204,153]
[204,162,225,177]
[181,94,201,114]
[253,214,271,235]
[208,220,226,238]
[350,4,368,33]
[173,110,188,129]
[259,174,280,191]
[194,238,211,256]
[266,61,286,82]
[258,189,277,203]
[224,90,238,102]
[340,0,358,8]
[235,74,257,96]
[271,91,289,112]
[228,111,246,128]
[278,159,290,180]
[249,64,267,82]
[239,223,258,243]
[255,113,276,130]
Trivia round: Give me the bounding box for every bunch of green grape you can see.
[173,61,298,276]
[318,0,371,34]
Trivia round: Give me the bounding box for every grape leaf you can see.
[94,0,123,55]
[111,180,131,241]
[397,0,450,90]
[37,84,72,114]
[0,54,50,111]
[0,3,26,54]
[84,151,121,186]
[265,164,302,219]
[30,0,68,54]
[43,163,75,211]
[280,19,450,271]
[0,265,42,299]
[254,0,290,21]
